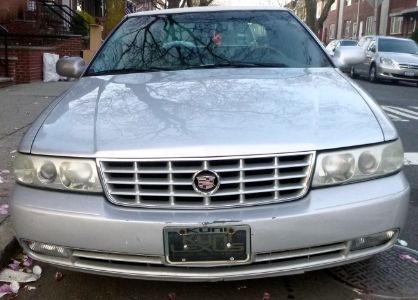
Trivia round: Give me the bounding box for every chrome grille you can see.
[399,64,418,70]
[98,152,315,209]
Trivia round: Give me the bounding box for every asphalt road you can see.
[5,78,418,300]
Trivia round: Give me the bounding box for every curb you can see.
[0,216,19,268]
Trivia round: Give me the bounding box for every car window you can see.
[378,38,418,54]
[358,37,372,49]
[367,40,376,52]
[340,40,357,46]
[87,11,331,75]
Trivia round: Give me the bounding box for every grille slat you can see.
[99,152,314,209]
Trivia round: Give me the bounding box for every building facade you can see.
[322,0,418,43]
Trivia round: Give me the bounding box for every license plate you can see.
[164,226,250,265]
[404,71,415,77]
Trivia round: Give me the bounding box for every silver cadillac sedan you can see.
[11,7,409,281]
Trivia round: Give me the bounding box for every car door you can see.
[355,37,370,75]
[364,40,377,75]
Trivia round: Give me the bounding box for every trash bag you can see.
[43,53,60,82]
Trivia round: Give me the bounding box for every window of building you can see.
[390,16,403,34]
[407,17,414,34]
[27,0,36,11]
[344,20,352,37]
[329,24,336,39]
[366,16,374,35]
[345,0,352,6]
[352,22,357,38]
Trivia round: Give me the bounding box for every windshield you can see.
[340,40,357,46]
[86,10,331,75]
[378,38,418,54]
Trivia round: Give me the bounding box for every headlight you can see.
[380,57,399,68]
[313,140,403,187]
[14,154,102,192]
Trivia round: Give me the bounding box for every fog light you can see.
[26,241,70,258]
[350,230,397,251]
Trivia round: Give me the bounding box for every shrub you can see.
[71,10,96,36]
[411,28,418,44]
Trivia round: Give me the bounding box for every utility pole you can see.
[374,0,378,34]
[356,0,360,38]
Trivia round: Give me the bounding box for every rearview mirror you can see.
[56,57,86,78]
[333,46,366,69]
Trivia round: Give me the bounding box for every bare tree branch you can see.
[316,0,336,33]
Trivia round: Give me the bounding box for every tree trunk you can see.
[104,0,124,36]
[305,0,317,34]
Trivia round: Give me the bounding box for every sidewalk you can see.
[0,81,74,264]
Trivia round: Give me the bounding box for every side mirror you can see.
[56,57,86,78]
[333,46,366,69]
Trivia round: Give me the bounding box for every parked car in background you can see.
[326,39,358,56]
[357,35,375,51]
[351,36,418,86]
[11,7,408,282]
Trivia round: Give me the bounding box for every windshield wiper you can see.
[193,62,289,69]
[85,67,171,76]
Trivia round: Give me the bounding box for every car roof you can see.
[361,35,413,42]
[376,36,414,42]
[129,6,288,17]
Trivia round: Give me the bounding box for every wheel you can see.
[369,64,379,83]
[391,79,399,85]
[350,67,358,79]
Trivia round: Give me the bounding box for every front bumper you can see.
[377,65,418,82]
[11,172,410,281]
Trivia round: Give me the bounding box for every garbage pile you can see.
[0,254,41,298]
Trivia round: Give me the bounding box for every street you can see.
[1,77,418,299]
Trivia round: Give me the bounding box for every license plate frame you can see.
[404,71,415,77]
[163,225,251,266]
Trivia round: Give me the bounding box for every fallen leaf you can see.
[0,204,9,215]
[8,260,21,271]
[54,272,63,281]
[24,285,36,291]
[23,257,33,268]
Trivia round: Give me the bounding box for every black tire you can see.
[350,67,358,79]
[369,64,379,83]
[391,80,399,85]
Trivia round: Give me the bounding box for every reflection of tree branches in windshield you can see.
[86,11,331,76]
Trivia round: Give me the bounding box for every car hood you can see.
[30,68,384,158]
[379,52,418,64]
